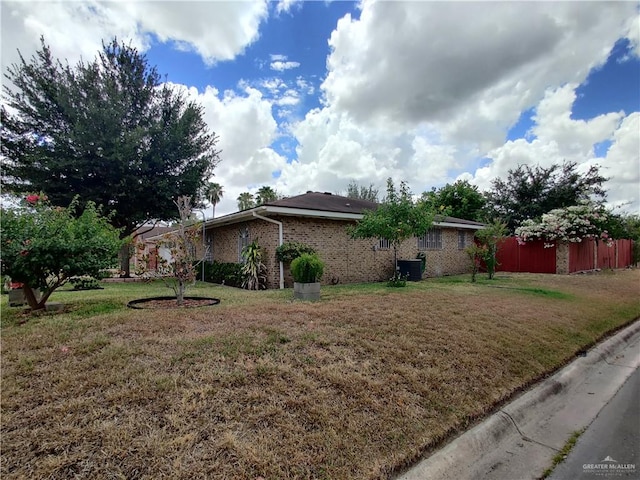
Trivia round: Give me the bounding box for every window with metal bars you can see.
[417,228,442,250]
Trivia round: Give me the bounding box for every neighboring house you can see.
[202,191,484,289]
[131,225,176,274]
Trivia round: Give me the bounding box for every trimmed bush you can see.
[275,242,316,264]
[70,277,102,290]
[290,253,324,283]
[202,261,244,288]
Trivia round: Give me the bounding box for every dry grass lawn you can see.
[2,271,639,479]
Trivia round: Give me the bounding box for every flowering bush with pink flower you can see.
[515,202,613,248]
[1,194,122,312]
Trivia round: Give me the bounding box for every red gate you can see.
[569,240,595,273]
[597,242,616,269]
[616,239,633,268]
[496,237,556,273]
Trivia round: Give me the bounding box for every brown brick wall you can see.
[413,228,476,277]
[206,218,475,289]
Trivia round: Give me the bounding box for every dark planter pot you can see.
[293,282,321,301]
[8,288,41,307]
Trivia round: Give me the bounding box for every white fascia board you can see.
[434,221,485,230]
[204,206,484,229]
[203,209,262,228]
[262,206,363,220]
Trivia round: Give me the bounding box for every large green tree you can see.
[485,162,607,232]
[350,178,436,271]
[1,38,221,250]
[1,194,122,311]
[421,180,485,221]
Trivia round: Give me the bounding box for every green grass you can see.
[541,429,585,478]
[1,271,639,480]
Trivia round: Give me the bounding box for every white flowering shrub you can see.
[515,202,613,248]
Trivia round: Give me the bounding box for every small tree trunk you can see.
[393,245,398,274]
[119,243,132,278]
[487,245,497,279]
[176,280,185,306]
[23,284,49,311]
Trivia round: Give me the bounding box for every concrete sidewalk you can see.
[395,319,640,480]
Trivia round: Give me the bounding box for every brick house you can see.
[131,225,176,274]
[202,191,484,289]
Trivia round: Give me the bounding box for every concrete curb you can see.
[396,319,640,480]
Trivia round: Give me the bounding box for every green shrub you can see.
[202,261,244,287]
[241,240,267,290]
[387,273,407,288]
[69,276,102,290]
[290,253,324,283]
[275,241,316,264]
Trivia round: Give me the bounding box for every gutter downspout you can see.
[253,211,284,289]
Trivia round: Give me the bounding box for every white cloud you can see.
[276,0,303,15]
[275,106,461,197]
[296,77,315,95]
[2,0,637,218]
[274,89,300,106]
[465,85,638,213]
[322,1,636,148]
[1,0,268,74]
[270,60,301,72]
[625,13,640,57]
[601,113,640,211]
[281,1,638,214]
[168,83,287,217]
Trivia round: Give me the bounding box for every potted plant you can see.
[290,253,324,301]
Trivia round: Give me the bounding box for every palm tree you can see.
[205,182,224,218]
[237,192,255,211]
[255,185,278,206]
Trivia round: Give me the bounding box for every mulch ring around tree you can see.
[127,296,220,309]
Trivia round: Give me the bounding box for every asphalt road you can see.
[547,367,639,480]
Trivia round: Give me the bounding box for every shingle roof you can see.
[439,216,485,227]
[134,226,175,240]
[264,191,485,226]
[266,191,378,214]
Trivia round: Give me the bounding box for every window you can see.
[458,230,467,250]
[187,240,197,258]
[378,238,391,250]
[418,228,442,250]
[205,233,214,262]
[237,227,250,262]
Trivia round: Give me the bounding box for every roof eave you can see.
[204,206,485,230]
[434,221,485,230]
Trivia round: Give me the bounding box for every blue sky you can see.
[2,1,639,217]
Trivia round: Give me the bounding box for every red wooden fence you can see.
[497,238,634,274]
[596,242,616,270]
[496,238,556,274]
[569,240,595,273]
[616,239,633,268]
